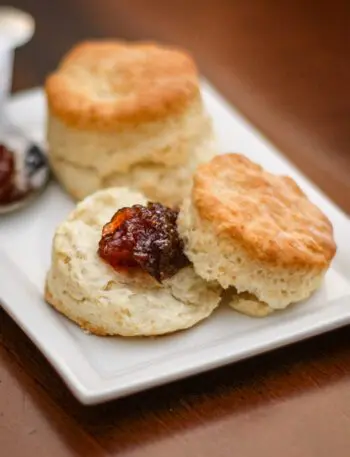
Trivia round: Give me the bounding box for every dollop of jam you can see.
[98,202,190,282]
[0,144,15,201]
[0,144,27,204]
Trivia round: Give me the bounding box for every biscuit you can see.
[177,153,336,315]
[45,187,221,336]
[45,40,217,204]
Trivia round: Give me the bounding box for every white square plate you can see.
[1,83,350,405]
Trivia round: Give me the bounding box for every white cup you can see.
[0,40,14,119]
[0,7,35,119]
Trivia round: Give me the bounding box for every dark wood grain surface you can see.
[1,1,350,456]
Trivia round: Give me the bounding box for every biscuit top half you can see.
[192,153,336,267]
[45,40,200,131]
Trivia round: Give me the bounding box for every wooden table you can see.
[1,1,350,455]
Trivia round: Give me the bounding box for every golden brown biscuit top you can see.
[192,153,336,267]
[45,40,200,130]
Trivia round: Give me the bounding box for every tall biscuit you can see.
[45,40,217,204]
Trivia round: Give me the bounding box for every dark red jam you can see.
[0,144,27,204]
[0,144,15,200]
[98,202,190,282]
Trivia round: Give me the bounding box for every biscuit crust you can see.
[192,153,336,268]
[45,40,200,130]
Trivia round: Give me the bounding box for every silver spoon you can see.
[0,7,51,215]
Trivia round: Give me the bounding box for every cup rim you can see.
[0,7,35,49]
